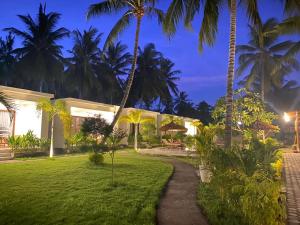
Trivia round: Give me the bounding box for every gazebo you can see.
[160,121,187,133]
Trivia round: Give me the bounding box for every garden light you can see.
[284,112,291,122]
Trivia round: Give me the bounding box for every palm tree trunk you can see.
[101,17,142,144]
[50,117,54,158]
[134,123,138,151]
[224,0,237,149]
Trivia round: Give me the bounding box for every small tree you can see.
[36,99,71,157]
[119,110,154,151]
[107,128,127,185]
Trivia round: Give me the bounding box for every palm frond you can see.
[163,0,185,36]
[104,12,133,50]
[198,0,220,51]
[86,0,125,19]
[0,92,15,118]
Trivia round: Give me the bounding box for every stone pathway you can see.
[157,159,209,225]
[284,153,300,225]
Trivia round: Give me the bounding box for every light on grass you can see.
[283,112,291,122]
[237,121,242,126]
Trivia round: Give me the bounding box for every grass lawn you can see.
[0,151,173,225]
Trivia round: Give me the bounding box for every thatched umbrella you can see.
[160,121,187,133]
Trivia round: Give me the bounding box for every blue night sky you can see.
[0,0,299,104]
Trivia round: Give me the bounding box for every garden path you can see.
[157,159,209,225]
[284,152,300,225]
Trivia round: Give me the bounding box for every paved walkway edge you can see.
[156,159,209,225]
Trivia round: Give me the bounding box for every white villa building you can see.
[0,85,198,150]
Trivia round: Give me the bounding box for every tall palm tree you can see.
[128,43,162,108]
[4,4,69,92]
[174,91,196,118]
[87,0,164,140]
[158,58,180,107]
[277,0,300,57]
[267,80,300,113]
[237,18,298,101]
[98,42,132,104]
[66,27,102,99]
[164,0,261,147]
[0,34,16,86]
[128,44,180,109]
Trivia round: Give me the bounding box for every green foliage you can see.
[106,128,127,149]
[37,98,71,138]
[65,131,96,153]
[8,130,50,153]
[212,88,278,140]
[81,114,110,137]
[198,138,286,225]
[88,152,104,165]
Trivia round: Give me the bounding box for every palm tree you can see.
[0,34,16,86]
[66,27,102,99]
[128,43,162,108]
[36,99,71,158]
[129,44,179,109]
[157,58,180,108]
[237,18,298,101]
[277,0,300,57]
[267,80,300,113]
[163,0,261,147]
[174,91,196,118]
[87,0,164,140]
[4,4,69,92]
[118,110,154,151]
[98,42,132,104]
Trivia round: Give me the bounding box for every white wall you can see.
[70,106,115,123]
[185,121,197,136]
[0,100,42,138]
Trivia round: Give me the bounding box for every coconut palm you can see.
[118,110,154,151]
[163,0,261,147]
[267,80,300,113]
[87,0,164,140]
[66,27,102,99]
[237,18,298,101]
[0,34,16,86]
[174,91,197,118]
[4,4,69,92]
[128,43,180,109]
[36,99,71,158]
[98,42,132,104]
[128,43,162,108]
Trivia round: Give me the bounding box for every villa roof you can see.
[0,85,54,101]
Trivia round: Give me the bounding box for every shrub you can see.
[66,132,95,153]
[198,138,286,225]
[8,130,50,153]
[89,152,104,165]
